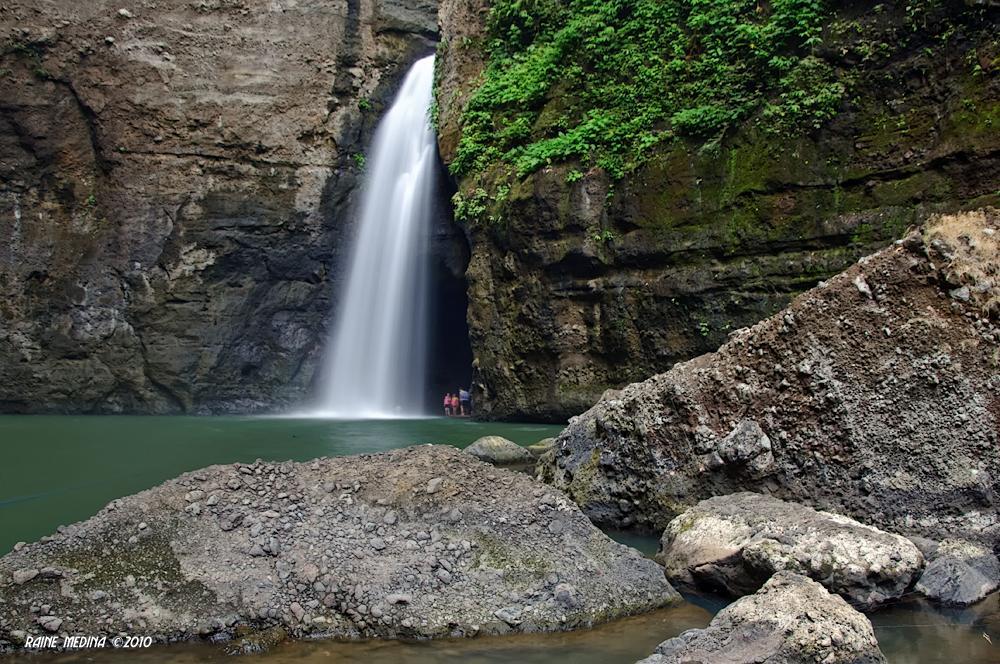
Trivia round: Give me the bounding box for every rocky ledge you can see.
[0,445,678,652]
[915,538,1000,607]
[658,493,923,609]
[637,572,887,664]
[544,209,1000,546]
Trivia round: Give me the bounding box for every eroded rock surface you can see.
[546,211,1000,546]
[436,0,1000,422]
[637,572,887,664]
[0,445,678,652]
[0,0,466,414]
[658,493,923,609]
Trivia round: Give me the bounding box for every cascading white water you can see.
[316,56,436,418]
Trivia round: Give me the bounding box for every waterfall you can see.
[316,55,437,418]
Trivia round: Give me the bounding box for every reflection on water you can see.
[870,593,1000,663]
[6,596,1000,664]
[3,605,714,664]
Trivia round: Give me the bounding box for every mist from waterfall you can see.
[316,55,436,418]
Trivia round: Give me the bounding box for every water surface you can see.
[1,416,998,663]
[0,416,562,553]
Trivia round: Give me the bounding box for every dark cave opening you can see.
[423,159,473,414]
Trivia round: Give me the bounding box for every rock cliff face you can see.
[543,211,999,545]
[0,0,455,413]
[436,0,1000,421]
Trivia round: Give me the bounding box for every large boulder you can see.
[915,539,1000,606]
[546,211,1000,547]
[0,445,678,652]
[464,436,533,465]
[637,572,887,664]
[658,493,923,609]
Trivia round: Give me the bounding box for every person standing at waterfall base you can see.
[451,393,460,416]
[443,393,453,417]
[459,388,471,416]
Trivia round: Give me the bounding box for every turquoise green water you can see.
[1,416,998,663]
[0,416,562,554]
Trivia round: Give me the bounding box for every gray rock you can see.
[464,436,533,465]
[915,539,1000,606]
[494,606,523,626]
[554,583,579,608]
[37,616,62,633]
[546,233,1000,549]
[386,593,412,605]
[11,569,38,585]
[716,420,776,478]
[658,493,923,609]
[638,572,886,664]
[289,602,305,622]
[0,446,678,650]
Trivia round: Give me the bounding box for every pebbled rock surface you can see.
[657,493,923,609]
[0,445,678,652]
[637,572,887,664]
[545,211,1000,546]
[915,538,1000,607]
[464,435,533,465]
[0,0,467,414]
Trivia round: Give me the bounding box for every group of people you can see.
[443,389,471,417]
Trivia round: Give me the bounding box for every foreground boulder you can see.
[915,539,1000,606]
[638,572,887,664]
[658,493,923,609]
[0,445,678,651]
[546,210,1000,546]
[464,436,533,465]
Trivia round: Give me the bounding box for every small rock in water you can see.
[916,539,1000,606]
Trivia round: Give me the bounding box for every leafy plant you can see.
[451,0,846,182]
[591,228,617,244]
[352,152,366,170]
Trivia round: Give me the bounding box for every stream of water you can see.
[316,55,438,418]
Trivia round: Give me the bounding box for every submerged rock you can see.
[464,436,533,465]
[915,539,1000,606]
[637,572,887,664]
[658,493,923,609]
[546,212,1000,546]
[0,445,677,652]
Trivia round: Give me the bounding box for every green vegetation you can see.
[452,0,843,181]
[449,0,987,190]
[591,228,617,244]
[352,152,366,170]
